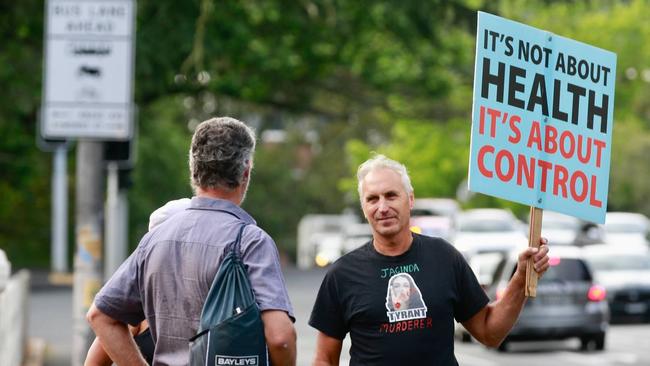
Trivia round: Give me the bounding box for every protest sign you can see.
[469,12,617,225]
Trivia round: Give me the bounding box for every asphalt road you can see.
[29,267,650,365]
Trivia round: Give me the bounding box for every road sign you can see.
[41,0,136,140]
[468,12,617,224]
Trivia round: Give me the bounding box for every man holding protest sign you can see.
[309,154,549,365]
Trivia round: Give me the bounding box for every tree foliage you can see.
[343,0,650,219]
[2,0,650,267]
[0,0,52,267]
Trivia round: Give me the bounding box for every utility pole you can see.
[104,161,129,278]
[71,141,104,366]
[51,143,69,273]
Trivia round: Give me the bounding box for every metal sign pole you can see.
[104,161,127,278]
[72,141,105,366]
[51,143,69,273]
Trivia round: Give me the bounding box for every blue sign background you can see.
[469,12,616,223]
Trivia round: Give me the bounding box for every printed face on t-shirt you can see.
[384,273,428,323]
[390,276,411,309]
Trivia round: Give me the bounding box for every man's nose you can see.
[378,198,390,212]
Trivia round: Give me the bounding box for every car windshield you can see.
[543,258,591,282]
[604,223,646,234]
[411,208,445,217]
[460,219,516,232]
[588,255,650,271]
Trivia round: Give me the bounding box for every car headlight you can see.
[315,254,330,267]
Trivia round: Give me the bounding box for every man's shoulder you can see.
[416,234,461,257]
[326,241,371,273]
[242,224,274,244]
[340,241,371,260]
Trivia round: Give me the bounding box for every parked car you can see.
[538,211,582,246]
[341,223,373,254]
[469,251,507,289]
[453,208,528,258]
[487,246,609,352]
[297,213,358,269]
[411,197,460,218]
[582,243,650,323]
[0,249,10,292]
[409,198,459,241]
[573,222,606,247]
[311,232,344,267]
[603,212,650,247]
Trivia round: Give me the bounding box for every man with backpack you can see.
[87,117,296,365]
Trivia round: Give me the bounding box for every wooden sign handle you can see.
[525,207,543,297]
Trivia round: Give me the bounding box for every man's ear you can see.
[409,193,415,209]
[243,161,252,180]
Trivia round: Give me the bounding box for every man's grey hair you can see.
[189,117,256,191]
[356,154,414,200]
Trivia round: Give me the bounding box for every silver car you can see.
[454,208,528,257]
[487,246,609,352]
[583,243,650,323]
[603,212,650,247]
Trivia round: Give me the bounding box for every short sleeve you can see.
[453,252,490,322]
[308,269,348,340]
[94,249,146,326]
[241,227,295,321]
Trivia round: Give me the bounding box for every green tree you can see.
[4,0,650,267]
[0,0,52,267]
[499,0,650,217]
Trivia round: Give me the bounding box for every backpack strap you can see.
[195,222,250,333]
[230,223,247,259]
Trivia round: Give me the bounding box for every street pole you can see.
[104,161,128,278]
[51,143,69,273]
[72,141,105,366]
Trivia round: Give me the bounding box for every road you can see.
[30,267,650,365]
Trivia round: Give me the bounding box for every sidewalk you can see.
[23,338,46,366]
[27,270,73,366]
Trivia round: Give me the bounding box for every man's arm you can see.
[462,242,549,348]
[261,310,296,366]
[84,337,112,366]
[85,322,145,366]
[86,303,148,366]
[313,331,343,366]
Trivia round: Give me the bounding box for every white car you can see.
[539,211,582,246]
[582,243,650,322]
[411,198,460,218]
[453,208,528,258]
[468,251,507,288]
[311,232,344,267]
[603,212,650,247]
[409,198,459,241]
[0,249,10,292]
[341,223,373,254]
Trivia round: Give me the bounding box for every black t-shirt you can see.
[309,233,489,366]
[134,328,154,365]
